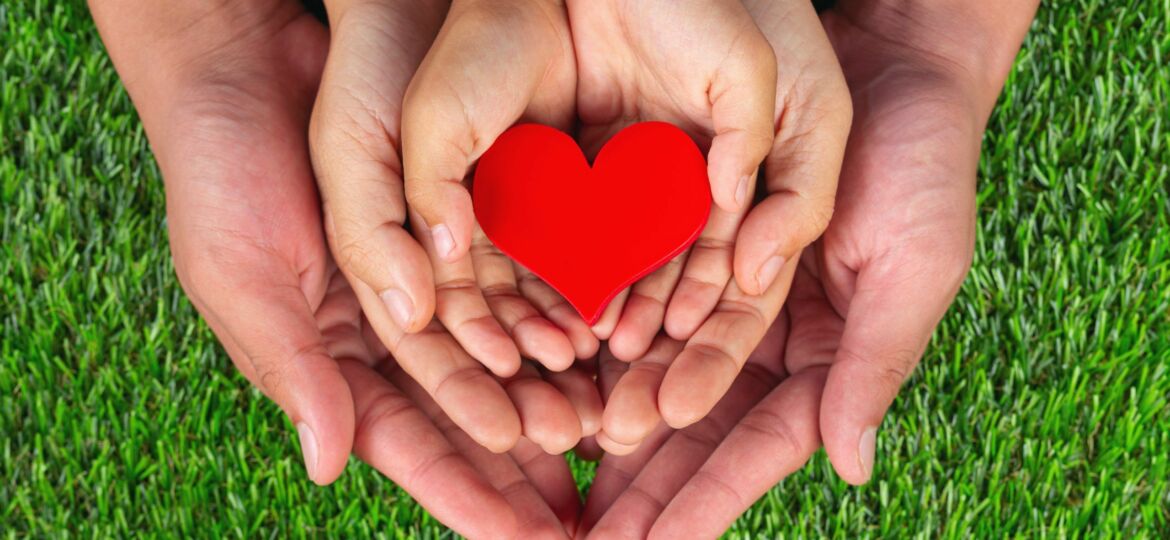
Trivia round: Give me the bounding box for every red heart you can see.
[473,122,711,324]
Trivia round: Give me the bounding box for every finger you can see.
[588,348,782,539]
[662,181,750,341]
[516,264,601,359]
[501,363,583,454]
[188,262,353,486]
[821,252,967,484]
[649,367,827,539]
[339,359,520,538]
[658,256,798,429]
[544,366,605,437]
[705,12,776,212]
[351,270,522,452]
[415,210,522,378]
[609,255,685,361]
[579,423,673,536]
[590,287,630,341]
[401,0,575,264]
[597,343,629,405]
[511,438,583,535]
[472,228,575,371]
[599,337,684,452]
[583,317,787,535]
[733,0,851,295]
[311,52,436,333]
[390,367,571,539]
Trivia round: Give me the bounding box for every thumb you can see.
[186,262,355,485]
[820,248,970,484]
[401,0,575,262]
[705,8,777,213]
[733,0,851,295]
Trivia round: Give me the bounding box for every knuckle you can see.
[737,407,806,458]
[692,469,745,508]
[356,388,417,438]
[334,231,381,278]
[838,346,919,391]
[431,365,488,402]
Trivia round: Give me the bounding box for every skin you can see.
[581,1,1041,537]
[89,2,589,535]
[93,0,1038,535]
[587,0,852,454]
[394,0,598,378]
[570,0,850,370]
[311,0,600,453]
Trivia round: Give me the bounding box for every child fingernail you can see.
[431,224,455,259]
[296,422,320,483]
[756,255,784,293]
[735,175,750,208]
[858,425,877,481]
[380,288,414,329]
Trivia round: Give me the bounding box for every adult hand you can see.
[92,1,592,532]
[395,0,599,379]
[581,1,1039,536]
[581,0,852,453]
[311,0,599,453]
[319,269,583,538]
[91,0,355,483]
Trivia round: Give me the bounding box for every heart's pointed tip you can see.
[581,307,603,327]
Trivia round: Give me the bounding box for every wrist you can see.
[834,0,1038,110]
[324,0,450,28]
[90,0,302,103]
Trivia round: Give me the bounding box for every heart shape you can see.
[473,122,711,324]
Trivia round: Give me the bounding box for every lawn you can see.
[2,0,1168,537]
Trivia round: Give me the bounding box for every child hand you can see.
[584,0,853,451]
[563,0,778,359]
[311,0,597,453]
[399,0,599,377]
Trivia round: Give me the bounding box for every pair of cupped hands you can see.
[93,0,1035,535]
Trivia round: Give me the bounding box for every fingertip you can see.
[281,358,355,486]
[595,431,640,456]
[478,421,523,454]
[657,372,708,430]
[460,318,523,377]
[513,318,576,372]
[606,327,643,363]
[658,404,702,431]
[409,188,475,263]
[380,226,437,333]
[823,423,877,486]
[590,289,629,340]
[706,136,763,213]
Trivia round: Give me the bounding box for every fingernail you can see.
[431,224,455,259]
[380,288,414,329]
[296,422,319,482]
[858,426,877,481]
[756,255,785,293]
[734,175,750,208]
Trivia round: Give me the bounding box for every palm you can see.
[163,13,331,324]
[572,3,722,152]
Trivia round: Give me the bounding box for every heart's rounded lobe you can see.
[473,122,711,324]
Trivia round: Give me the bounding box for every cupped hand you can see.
[395,0,599,378]
[318,268,583,538]
[580,2,1038,536]
[91,0,359,483]
[588,0,852,453]
[94,1,595,530]
[311,0,598,453]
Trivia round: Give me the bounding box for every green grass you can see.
[2,0,1168,537]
